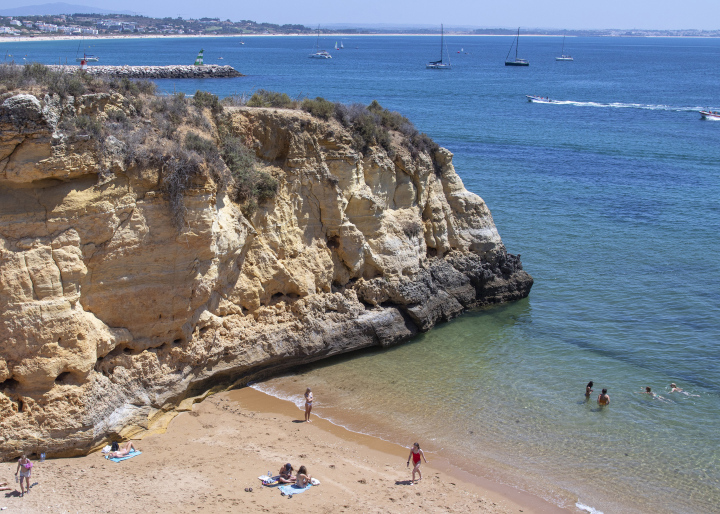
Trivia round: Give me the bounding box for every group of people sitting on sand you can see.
[586,381,697,406]
[276,463,313,486]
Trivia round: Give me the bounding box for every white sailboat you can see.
[426,24,451,69]
[556,34,573,61]
[309,26,332,59]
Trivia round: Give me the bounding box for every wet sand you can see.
[0,388,569,513]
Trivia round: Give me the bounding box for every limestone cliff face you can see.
[0,92,532,459]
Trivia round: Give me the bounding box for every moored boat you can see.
[75,53,98,62]
[426,24,451,69]
[505,28,529,66]
[556,34,573,61]
[309,26,332,59]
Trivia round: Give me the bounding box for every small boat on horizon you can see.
[505,28,529,66]
[426,24,451,69]
[700,110,720,120]
[556,34,573,61]
[309,26,332,59]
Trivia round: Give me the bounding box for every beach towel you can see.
[106,450,142,462]
[279,483,312,496]
[257,475,279,486]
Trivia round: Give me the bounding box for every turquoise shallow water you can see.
[5,34,720,513]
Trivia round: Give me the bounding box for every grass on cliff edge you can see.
[243,89,439,158]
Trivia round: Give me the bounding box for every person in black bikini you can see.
[585,381,594,397]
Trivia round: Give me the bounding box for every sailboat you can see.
[556,34,573,61]
[75,40,98,62]
[426,24,451,69]
[505,28,529,66]
[309,26,332,59]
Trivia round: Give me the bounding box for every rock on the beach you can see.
[0,92,532,459]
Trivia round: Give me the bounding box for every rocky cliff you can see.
[0,90,532,459]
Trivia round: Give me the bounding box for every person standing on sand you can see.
[585,381,594,397]
[304,388,313,422]
[407,442,428,485]
[15,454,33,497]
[597,388,610,406]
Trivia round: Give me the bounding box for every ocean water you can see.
[4,35,720,513]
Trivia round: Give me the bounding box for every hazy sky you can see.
[11,0,720,30]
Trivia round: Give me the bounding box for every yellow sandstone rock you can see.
[0,92,531,458]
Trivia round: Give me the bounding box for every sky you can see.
[6,0,720,30]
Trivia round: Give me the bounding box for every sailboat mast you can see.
[440,24,444,62]
[515,27,520,60]
[561,34,565,54]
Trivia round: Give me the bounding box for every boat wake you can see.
[528,96,715,113]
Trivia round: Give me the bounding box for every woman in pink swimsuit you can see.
[406,442,428,485]
[15,454,33,496]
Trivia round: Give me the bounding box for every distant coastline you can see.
[2,32,720,45]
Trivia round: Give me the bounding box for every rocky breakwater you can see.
[0,90,532,459]
[46,64,243,79]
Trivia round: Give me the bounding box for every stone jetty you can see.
[45,64,243,79]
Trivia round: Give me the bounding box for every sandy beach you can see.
[0,388,568,513]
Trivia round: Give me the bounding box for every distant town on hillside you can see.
[0,13,718,38]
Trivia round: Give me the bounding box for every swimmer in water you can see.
[585,381,594,397]
[638,387,668,402]
[597,388,610,406]
[669,383,699,397]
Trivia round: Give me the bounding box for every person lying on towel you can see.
[108,441,139,458]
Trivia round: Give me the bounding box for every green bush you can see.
[184,132,218,159]
[246,89,294,108]
[73,114,104,139]
[193,90,222,113]
[221,136,278,211]
[48,72,87,99]
[301,97,335,120]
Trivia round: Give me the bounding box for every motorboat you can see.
[526,95,554,103]
[700,110,720,120]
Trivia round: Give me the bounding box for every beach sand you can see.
[0,388,569,513]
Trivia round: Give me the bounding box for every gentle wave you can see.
[248,382,405,446]
[576,502,604,514]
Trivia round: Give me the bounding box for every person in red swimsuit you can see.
[406,442,428,484]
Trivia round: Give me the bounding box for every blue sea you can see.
[4,34,720,513]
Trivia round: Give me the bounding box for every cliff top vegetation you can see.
[1,63,439,226]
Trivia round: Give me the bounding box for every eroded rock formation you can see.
[0,91,531,459]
